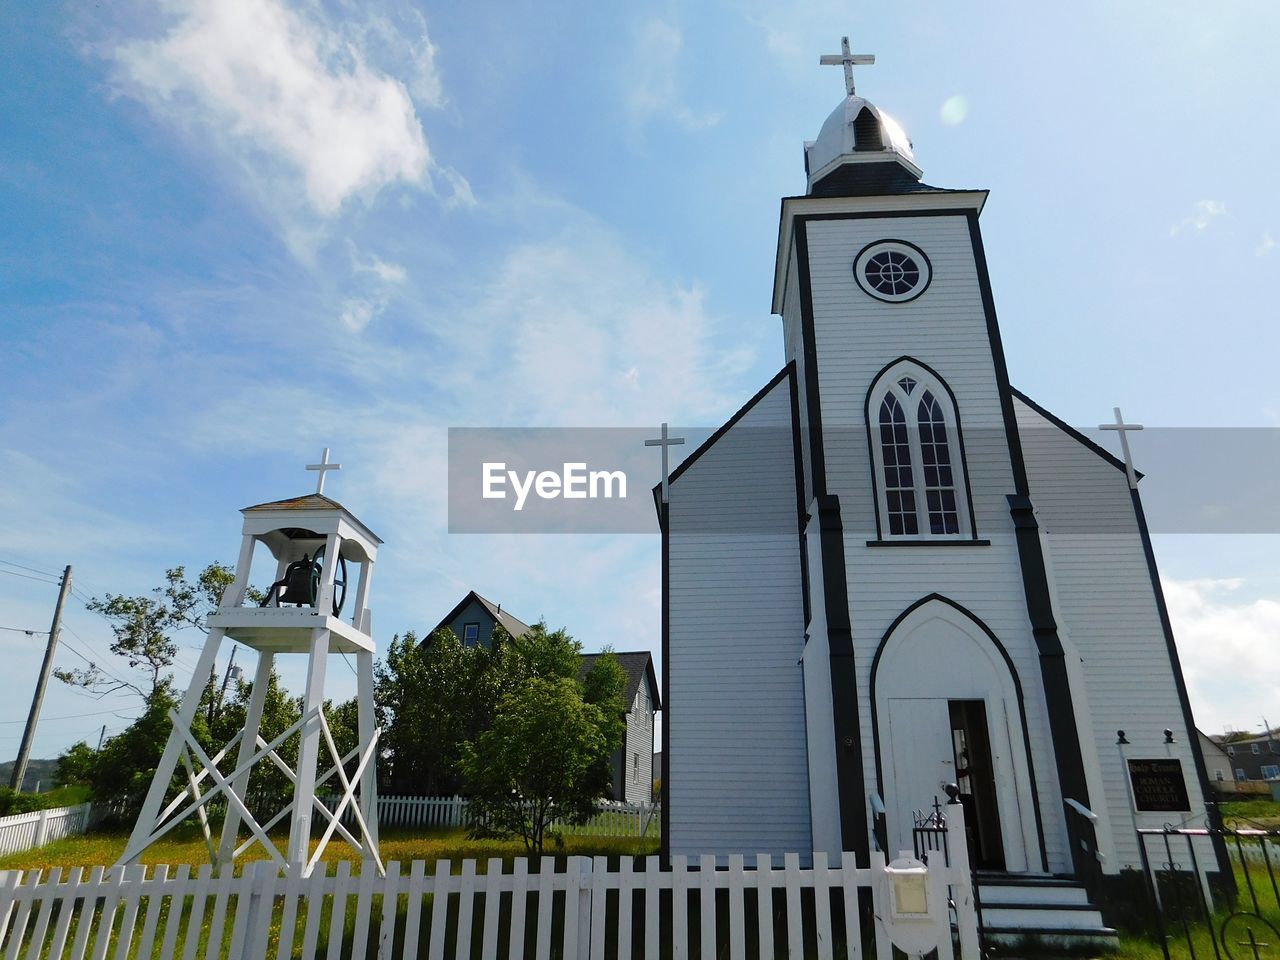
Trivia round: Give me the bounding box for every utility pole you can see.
[96,725,106,752]
[10,565,72,791]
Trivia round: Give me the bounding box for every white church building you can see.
[659,42,1226,936]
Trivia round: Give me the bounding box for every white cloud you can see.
[1170,199,1226,236]
[1257,231,1276,257]
[1164,577,1280,735]
[627,19,722,132]
[111,0,435,218]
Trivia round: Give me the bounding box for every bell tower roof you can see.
[806,37,926,196]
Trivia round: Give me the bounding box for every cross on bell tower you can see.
[819,36,875,96]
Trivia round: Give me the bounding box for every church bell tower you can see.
[776,39,1098,877]
[120,451,384,876]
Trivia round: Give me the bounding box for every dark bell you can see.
[262,554,319,608]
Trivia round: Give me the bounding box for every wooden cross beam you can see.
[820,36,875,96]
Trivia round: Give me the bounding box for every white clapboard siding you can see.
[786,211,1070,872]
[0,849,978,960]
[667,372,813,860]
[1016,396,1212,873]
[0,804,92,857]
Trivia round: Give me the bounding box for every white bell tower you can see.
[119,451,384,875]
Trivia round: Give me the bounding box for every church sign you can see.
[1127,758,1191,812]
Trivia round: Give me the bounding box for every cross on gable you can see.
[819,36,875,97]
[645,423,686,505]
[1099,407,1144,490]
[305,447,342,495]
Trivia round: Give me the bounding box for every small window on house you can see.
[1263,765,1280,780]
[1237,768,1248,780]
[463,623,479,645]
[633,753,640,779]
[1215,770,1225,781]
[1253,743,1262,755]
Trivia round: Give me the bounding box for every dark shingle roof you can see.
[431,590,532,640]
[580,651,660,710]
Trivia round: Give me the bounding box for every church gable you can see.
[664,364,812,860]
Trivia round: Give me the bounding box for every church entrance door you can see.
[874,599,1042,874]
[884,695,1014,870]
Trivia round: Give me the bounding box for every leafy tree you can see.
[55,564,236,700]
[209,669,303,809]
[54,742,97,788]
[462,676,611,854]
[460,633,628,854]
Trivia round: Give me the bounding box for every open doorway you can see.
[950,699,1006,871]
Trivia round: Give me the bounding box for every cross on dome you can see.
[305,447,342,494]
[819,36,875,97]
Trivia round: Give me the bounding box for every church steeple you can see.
[805,37,924,197]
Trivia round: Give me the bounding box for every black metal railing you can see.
[1137,825,1280,960]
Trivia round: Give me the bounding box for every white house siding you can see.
[788,210,1069,873]
[667,373,812,859]
[1015,397,1212,872]
[622,682,655,803]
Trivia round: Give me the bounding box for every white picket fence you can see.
[0,849,979,960]
[0,805,92,858]
[319,795,660,837]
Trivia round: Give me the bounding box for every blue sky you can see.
[2,0,1278,762]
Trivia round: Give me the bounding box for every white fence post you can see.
[32,809,50,848]
[945,800,981,960]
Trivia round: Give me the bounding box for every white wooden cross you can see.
[306,447,341,494]
[645,423,686,505]
[820,36,875,96]
[1100,407,1144,489]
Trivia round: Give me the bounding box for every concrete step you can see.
[978,881,1091,906]
[974,873,1119,952]
[979,902,1106,930]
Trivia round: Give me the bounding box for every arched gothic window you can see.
[869,363,972,539]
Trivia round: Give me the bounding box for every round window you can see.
[854,240,931,303]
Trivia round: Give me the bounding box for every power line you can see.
[0,626,49,635]
[0,559,60,579]
[0,568,60,586]
[0,707,132,725]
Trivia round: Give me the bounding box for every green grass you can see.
[0,822,659,873]
[1220,798,1280,830]
[1108,855,1280,960]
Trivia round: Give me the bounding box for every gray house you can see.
[1213,730,1280,782]
[429,591,661,804]
[581,652,661,804]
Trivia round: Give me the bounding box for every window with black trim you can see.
[463,622,480,645]
[868,362,972,539]
[854,240,932,303]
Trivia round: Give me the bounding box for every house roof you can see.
[580,651,661,711]
[432,590,532,639]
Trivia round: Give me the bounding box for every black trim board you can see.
[1130,487,1233,882]
[813,494,869,865]
[1011,386,1139,480]
[793,213,870,866]
[868,593,1050,873]
[660,499,670,862]
[966,209,1096,878]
